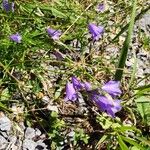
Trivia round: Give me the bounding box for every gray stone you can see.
[23,139,36,150]
[36,140,48,149]
[0,116,11,131]
[35,128,42,136]
[25,127,36,139]
[0,135,8,149]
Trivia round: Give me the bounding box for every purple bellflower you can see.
[2,0,14,12]
[71,76,83,90]
[97,3,105,12]
[72,76,92,91]
[10,33,22,43]
[90,92,122,117]
[88,23,104,41]
[65,76,92,101]
[102,80,122,97]
[47,28,61,40]
[65,82,78,101]
[106,99,122,117]
[83,82,92,91]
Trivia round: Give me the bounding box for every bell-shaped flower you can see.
[2,0,14,12]
[102,80,122,97]
[65,82,78,101]
[106,100,122,118]
[88,23,104,41]
[10,33,22,43]
[47,28,61,40]
[71,76,83,90]
[83,82,92,91]
[90,92,122,117]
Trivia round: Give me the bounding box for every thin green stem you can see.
[114,0,137,81]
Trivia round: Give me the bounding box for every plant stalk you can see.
[115,0,137,81]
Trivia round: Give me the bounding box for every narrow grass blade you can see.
[117,134,129,150]
[115,0,137,81]
[0,102,12,113]
[120,135,145,150]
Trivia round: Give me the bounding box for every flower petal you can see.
[71,76,83,90]
[102,80,122,97]
[106,100,122,117]
[83,82,92,91]
[88,23,104,41]
[2,0,14,12]
[47,28,61,40]
[65,82,78,101]
[90,91,122,117]
[10,33,22,43]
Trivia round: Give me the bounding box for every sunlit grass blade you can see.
[117,134,129,150]
[114,0,137,81]
[120,135,145,150]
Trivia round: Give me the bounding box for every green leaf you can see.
[0,102,12,113]
[121,135,145,150]
[51,8,67,18]
[116,125,141,133]
[135,96,150,125]
[135,136,150,147]
[96,115,113,130]
[0,88,10,100]
[131,146,140,150]
[134,84,150,95]
[115,0,137,81]
[117,134,129,150]
[135,96,150,103]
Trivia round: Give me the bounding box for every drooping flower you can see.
[90,92,122,117]
[71,76,92,91]
[106,100,122,118]
[83,82,92,91]
[47,28,61,40]
[88,23,104,41]
[65,76,92,102]
[65,82,78,101]
[2,0,14,12]
[71,76,83,90]
[97,3,105,12]
[10,33,22,43]
[102,80,122,97]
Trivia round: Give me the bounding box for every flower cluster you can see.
[65,77,122,118]
[5,1,104,43]
[65,76,91,101]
